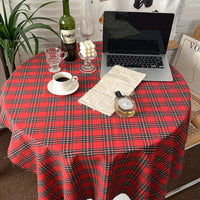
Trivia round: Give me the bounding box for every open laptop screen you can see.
[103,11,174,55]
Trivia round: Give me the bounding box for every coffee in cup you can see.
[52,72,78,92]
[56,77,70,82]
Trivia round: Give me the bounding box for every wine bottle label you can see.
[118,97,134,110]
[61,29,76,44]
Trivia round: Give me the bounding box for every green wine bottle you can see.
[59,0,77,61]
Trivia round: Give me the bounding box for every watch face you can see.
[118,97,134,110]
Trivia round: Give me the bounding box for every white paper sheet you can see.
[78,65,146,116]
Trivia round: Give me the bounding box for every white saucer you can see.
[47,80,79,96]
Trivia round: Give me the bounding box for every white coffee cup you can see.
[52,72,78,92]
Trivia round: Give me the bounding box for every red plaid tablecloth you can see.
[0,42,191,200]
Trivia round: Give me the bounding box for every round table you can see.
[0,42,191,200]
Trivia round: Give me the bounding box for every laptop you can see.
[100,11,174,81]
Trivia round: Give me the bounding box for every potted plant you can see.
[0,0,60,79]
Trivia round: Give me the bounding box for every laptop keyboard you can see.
[107,55,164,68]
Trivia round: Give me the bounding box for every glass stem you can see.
[84,58,92,68]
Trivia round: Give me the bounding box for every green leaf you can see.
[23,23,60,38]
[17,40,30,57]
[11,0,27,15]
[33,36,53,43]
[30,17,58,24]
[16,27,33,55]
[3,39,10,66]
[16,13,30,30]
[32,34,39,55]
[0,13,4,24]
[0,25,6,39]
[2,0,8,26]
[0,23,10,39]
[10,12,29,35]
[8,1,30,34]
[9,47,15,70]
[24,3,31,10]
[0,37,4,48]
[8,11,19,32]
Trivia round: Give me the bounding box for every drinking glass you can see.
[45,47,67,73]
[79,18,95,41]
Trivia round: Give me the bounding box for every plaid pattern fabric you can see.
[0,42,191,200]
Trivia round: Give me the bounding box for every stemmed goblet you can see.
[79,51,97,73]
[79,18,95,41]
[79,18,96,73]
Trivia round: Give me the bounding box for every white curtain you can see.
[90,0,181,41]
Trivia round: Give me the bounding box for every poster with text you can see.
[172,34,200,98]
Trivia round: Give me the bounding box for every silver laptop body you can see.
[100,11,174,81]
